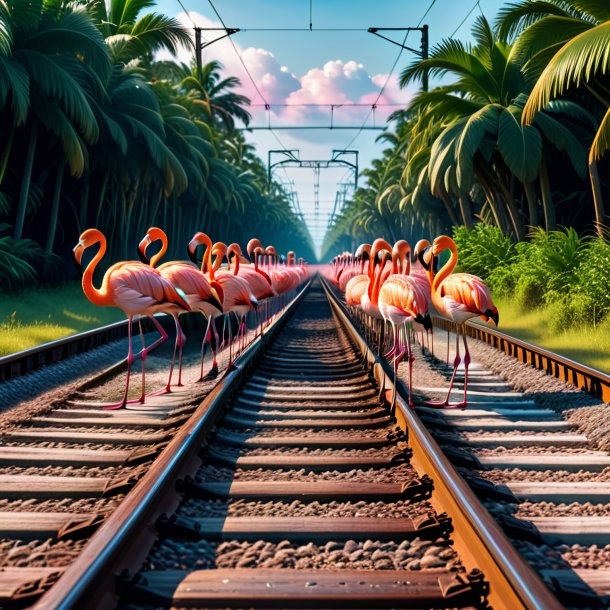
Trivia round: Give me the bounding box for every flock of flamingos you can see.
[72,228,498,411]
[73,227,309,409]
[327,236,499,409]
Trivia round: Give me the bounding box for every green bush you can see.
[574,236,610,323]
[453,224,516,279]
[546,291,596,333]
[0,224,43,294]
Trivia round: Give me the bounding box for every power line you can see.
[250,103,405,108]
[450,0,480,37]
[176,0,196,28]
[341,0,437,152]
[205,0,294,175]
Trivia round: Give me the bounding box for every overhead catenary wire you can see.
[204,0,295,183]
[341,0,437,152]
[176,0,196,28]
[450,0,481,37]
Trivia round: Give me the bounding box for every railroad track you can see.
[0,285,304,609]
[8,278,556,609]
[0,276,577,609]
[330,278,610,608]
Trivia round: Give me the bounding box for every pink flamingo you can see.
[73,228,190,409]
[210,242,258,368]
[423,235,499,408]
[246,239,276,333]
[138,227,223,383]
[378,240,431,408]
[186,232,226,376]
[360,239,393,350]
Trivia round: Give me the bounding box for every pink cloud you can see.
[165,12,413,131]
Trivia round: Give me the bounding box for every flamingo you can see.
[265,245,299,300]
[378,240,431,409]
[138,227,223,383]
[345,244,371,331]
[210,242,258,368]
[423,235,499,409]
[73,228,191,409]
[186,232,226,376]
[246,239,276,333]
[360,238,393,352]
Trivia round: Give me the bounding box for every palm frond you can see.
[523,21,610,123]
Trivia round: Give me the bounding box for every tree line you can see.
[0,0,315,292]
[323,1,610,259]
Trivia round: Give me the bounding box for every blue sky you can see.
[154,0,503,256]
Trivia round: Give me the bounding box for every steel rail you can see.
[432,316,610,402]
[321,277,563,610]
[32,281,311,610]
[0,313,202,382]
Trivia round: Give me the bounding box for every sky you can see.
[154,0,503,258]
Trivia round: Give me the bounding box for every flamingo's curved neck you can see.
[432,243,457,294]
[150,233,168,268]
[368,253,388,304]
[403,251,411,276]
[82,236,111,307]
[231,253,240,276]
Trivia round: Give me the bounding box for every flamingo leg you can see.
[426,323,462,408]
[199,315,213,381]
[175,315,186,387]
[452,326,470,409]
[104,316,134,409]
[137,319,146,402]
[406,326,415,408]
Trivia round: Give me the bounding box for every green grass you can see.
[492,296,610,374]
[0,283,123,356]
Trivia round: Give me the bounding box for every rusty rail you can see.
[432,316,610,403]
[321,277,563,610]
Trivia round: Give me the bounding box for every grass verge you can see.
[492,297,610,375]
[0,283,122,356]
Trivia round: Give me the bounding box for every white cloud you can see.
[164,11,413,132]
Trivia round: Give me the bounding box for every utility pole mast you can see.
[368,26,430,92]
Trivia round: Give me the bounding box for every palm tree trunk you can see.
[539,160,556,232]
[438,191,459,226]
[476,166,510,234]
[496,175,525,241]
[45,161,66,257]
[0,126,15,186]
[79,179,90,232]
[524,181,539,228]
[458,195,474,229]
[95,174,110,226]
[589,158,606,237]
[14,124,38,240]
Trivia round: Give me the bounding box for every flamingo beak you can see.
[416,313,433,331]
[187,240,199,264]
[138,235,151,265]
[72,241,84,272]
[419,247,432,271]
[484,308,499,326]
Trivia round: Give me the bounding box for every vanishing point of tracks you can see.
[0,277,601,609]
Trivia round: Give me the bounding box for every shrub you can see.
[0,224,43,294]
[574,236,610,324]
[453,224,516,279]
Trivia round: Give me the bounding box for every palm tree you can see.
[89,0,192,64]
[1,0,110,240]
[498,1,610,234]
[400,15,590,238]
[179,60,252,132]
